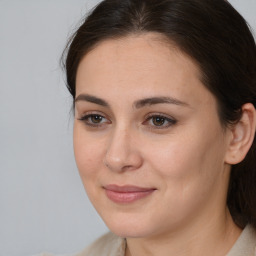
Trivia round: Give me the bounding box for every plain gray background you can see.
[0,1,255,256]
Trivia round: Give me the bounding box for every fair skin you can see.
[73,33,256,256]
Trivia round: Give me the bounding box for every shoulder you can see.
[227,225,256,256]
[31,233,125,256]
[33,253,74,256]
[74,232,126,256]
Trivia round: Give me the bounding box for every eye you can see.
[144,114,177,129]
[78,113,110,127]
[89,115,104,124]
[152,116,167,126]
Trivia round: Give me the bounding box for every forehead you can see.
[75,33,214,108]
[77,33,201,78]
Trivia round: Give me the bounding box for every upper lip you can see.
[103,184,156,193]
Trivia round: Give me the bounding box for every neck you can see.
[125,208,241,256]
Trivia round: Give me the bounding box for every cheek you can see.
[141,132,227,225]
[73,124,105,179]
[144,136,200,179]
[144,125,226,194]
[73,127,108,207]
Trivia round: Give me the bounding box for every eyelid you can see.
[77,111,111,127]
[77,111,177,130]
[143,113,177,129]
[77,110,108,119]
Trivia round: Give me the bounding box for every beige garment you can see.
[226,225,256,256]
[75,232,125,256]
[36,225,256,256]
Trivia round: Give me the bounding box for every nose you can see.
[103,127,143,172]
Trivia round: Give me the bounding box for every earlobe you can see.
[225,103,256,165]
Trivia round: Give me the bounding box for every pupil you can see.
[92,115,102,123]
[153,117,165,126]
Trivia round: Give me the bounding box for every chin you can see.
[108,224,152,238]
[99,211,160,238]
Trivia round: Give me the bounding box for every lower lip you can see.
[105,189,155,204]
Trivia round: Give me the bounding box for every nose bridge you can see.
[104,122,142,172]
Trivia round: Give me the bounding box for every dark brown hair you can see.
[62,0,256,228]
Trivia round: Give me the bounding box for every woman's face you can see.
[74,34,232,238]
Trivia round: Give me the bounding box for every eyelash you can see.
[144,114,177,129]
[78,113,177,129]
[78,113,110,127]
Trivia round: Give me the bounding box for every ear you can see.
[225,103,256,165]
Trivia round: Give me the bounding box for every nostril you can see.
[103,134,143,172]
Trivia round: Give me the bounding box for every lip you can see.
[103,184,156,204]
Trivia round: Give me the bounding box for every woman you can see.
[58,0,256,255]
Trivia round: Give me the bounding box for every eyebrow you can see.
[75,94,189,108]
[75,94,110,107]
[134,96,189,108]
